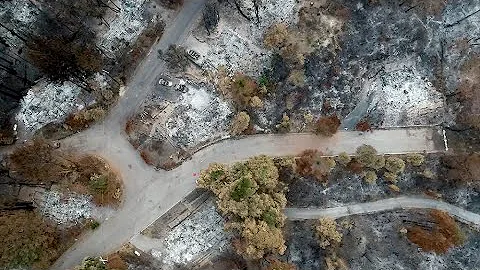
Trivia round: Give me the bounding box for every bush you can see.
[315,217,343,249]
[385,157,406,174]
[0,211,60,269]
[363,170,377,184]
[76,257,107,270]
[406,153,425,167]
[406,210,465,254]
[355,120,372,132]
[314,115,341,136]
[89,174,109,194]
[355,145,385,171]
[336,152,351,166]
[8,139,73,183]
[264,23,289,49]
[384,171,398,183]
[164,45,190,72]
[198,156,287,259]
[89,220,100,230]
[65,107,106,131]
[231,73,261,108]
[230,112,250,135]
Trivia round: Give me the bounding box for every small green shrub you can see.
[89,174,108,193]
[231,178,255,201]
[89,220,100,230]
[262,210,278,228]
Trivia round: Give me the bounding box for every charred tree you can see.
[203,0,220,35]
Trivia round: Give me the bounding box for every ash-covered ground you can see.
[185,0,480,131]
[287,153,480,213]
[287,210,480,270]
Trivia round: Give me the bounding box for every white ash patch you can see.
[166,86,232,148]
[161,202,231,266]
[97,0,149,55]
[195,0,297,76]
[16,80,82,132]
[419,253,446,270]
[0,0,38,47]
[39,191,93,227]
[0,0,37,25]
[367,58,444,127]
[451,187,478,207]
[205,29,268,76]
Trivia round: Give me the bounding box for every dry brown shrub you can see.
[106,253,128,270]
[8,139,73,183]
[355,121,371,132]
[125,119,134,135]
[73,155,122,207]
[140,150,154,166]
[162,160,178,170]
[406,210,465,254]
[314,115,341,136]
[264,23,289,49]
[265,258,297,270]
[456,55,480,128]
[346,159,364,174]
[442,153,480,183]
[65,107,105,131]
[0,210,61,269]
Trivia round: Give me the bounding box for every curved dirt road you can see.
[53,126,442,269]
[285,197,480,227]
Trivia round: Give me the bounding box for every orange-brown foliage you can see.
[140,150,154,165]
[125,119,134,135]
[355,121,372,132]
[107,254,128,270]
[295,149,334,182]
[295,149,317,176]
[0,210,61,269]
[314,115,341,136]
[442,153,480,183]
[265,258,297,270]
[8,139,73,183]
[346,159,364,174]
[406,210,465,254]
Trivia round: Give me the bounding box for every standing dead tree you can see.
[231,0,263,23]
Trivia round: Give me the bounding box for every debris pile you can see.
[161,203,231,265]
[166,87,232,148]
[40,191,93,226]
[16,80,82,132]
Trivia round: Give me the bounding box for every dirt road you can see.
[285,197,480,227]
[53,126,443,269]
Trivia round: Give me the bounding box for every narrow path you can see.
[285,197,480,227]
